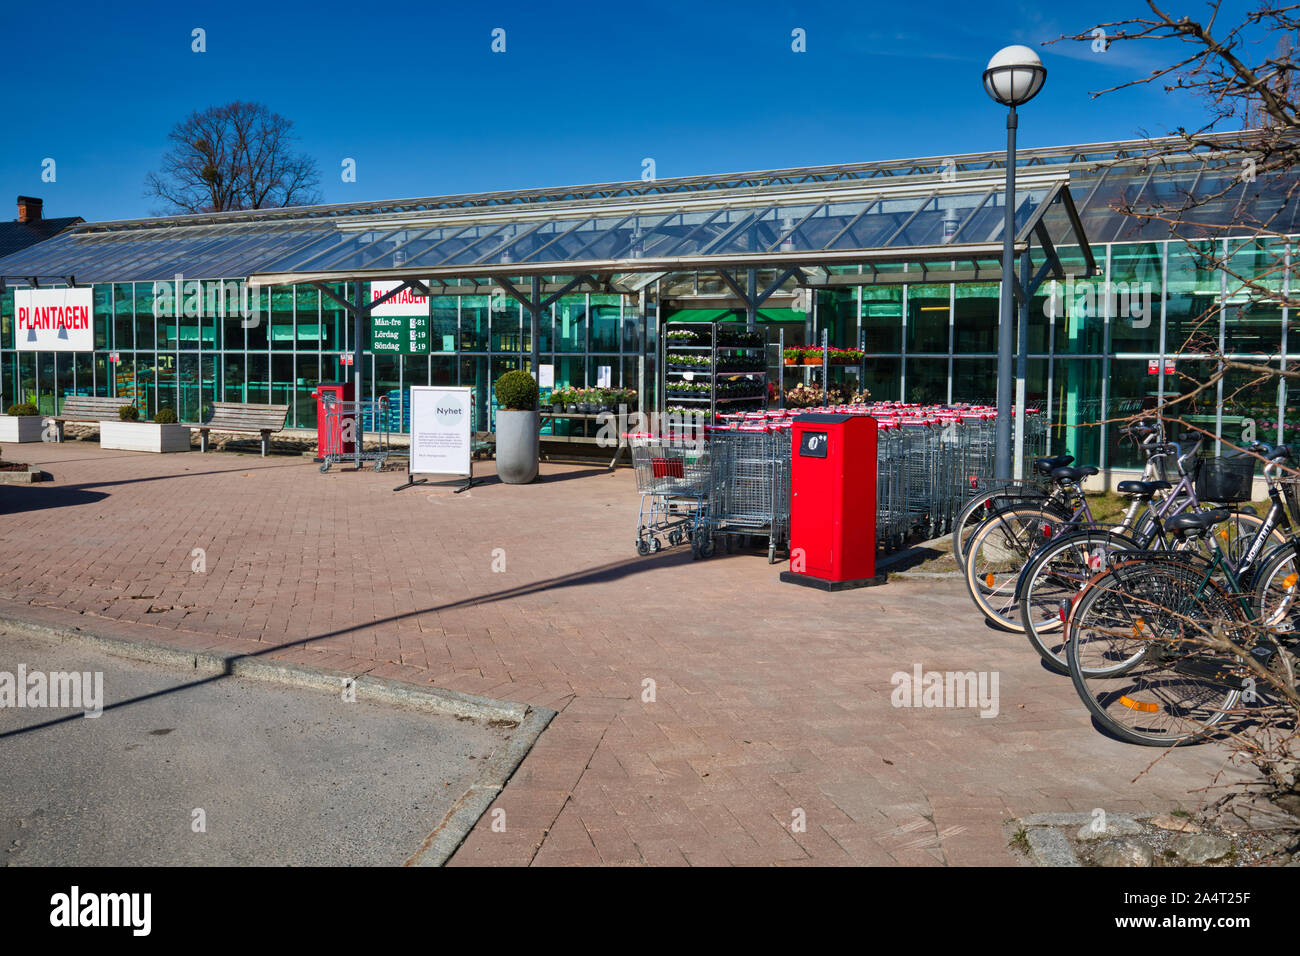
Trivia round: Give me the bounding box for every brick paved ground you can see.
[0,440,1252,865]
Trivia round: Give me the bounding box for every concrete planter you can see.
[100,420,192,453]
[0,415,45,443]
[0,465,47,484]
[495,409,538,484]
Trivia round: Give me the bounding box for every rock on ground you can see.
[1093,838,1154,867]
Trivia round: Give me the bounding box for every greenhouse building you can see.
[0,130,1295,477]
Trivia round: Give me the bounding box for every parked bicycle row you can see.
[958,421,1300,747]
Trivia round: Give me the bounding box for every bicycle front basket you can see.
[1193,454,1256,503]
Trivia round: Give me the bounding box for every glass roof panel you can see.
[0,176,1096,283]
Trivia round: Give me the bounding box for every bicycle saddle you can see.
[1116,479,1172,498]
[1034,454,1074,476]
[1050,466,1099,482]
[1165,509,1232,535]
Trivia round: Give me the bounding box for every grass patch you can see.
[1009,827,1030,853]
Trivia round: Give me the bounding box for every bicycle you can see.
[964,431,1280,632]
[949,453,1074,570]
[1064,445,1300,746]
[953,423,1161,572]
[1016,438,1286,668]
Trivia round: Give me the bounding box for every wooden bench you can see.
[196,402,289,457]
[51,396,129,442]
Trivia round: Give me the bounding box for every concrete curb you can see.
[0,611,526,724]
[404,704,557,867]
[0,608,557,866]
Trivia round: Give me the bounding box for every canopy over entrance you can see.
[0,170,1093,294]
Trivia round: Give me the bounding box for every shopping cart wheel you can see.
[373,460,384,473]
[668,529,683,547]
[694,530,714,558]
[650,537,662,553]
[636,538,650,556]
[320,462,331,474]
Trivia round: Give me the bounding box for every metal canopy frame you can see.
[0,172,1089,291]
[25,129,1265,234]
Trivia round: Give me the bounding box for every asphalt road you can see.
[0,631,512,865]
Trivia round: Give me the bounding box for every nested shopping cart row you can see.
[629,405,1047,559]
[628,424,792,561]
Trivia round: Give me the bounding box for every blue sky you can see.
[0,0,1260,223]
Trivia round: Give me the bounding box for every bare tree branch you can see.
[144,102,322,215]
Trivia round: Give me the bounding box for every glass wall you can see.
[854,237,1293,472]
[0,235,1292,477]
[0,279,658,433]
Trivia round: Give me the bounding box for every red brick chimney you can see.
[17,196,42,224]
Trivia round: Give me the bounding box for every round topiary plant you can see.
[153,408,178,424]
[118,405,139,422]
[494,370,538,411]
[6,403,38,416]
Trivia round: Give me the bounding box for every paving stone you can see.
[1149,814,1200,833]
[0,445,1258,866]
[1025,827,1080,867]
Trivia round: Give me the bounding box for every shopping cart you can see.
[876,421,908,550]
[319,395,392,473]
[704,424,792,563]
[629,434,712,556]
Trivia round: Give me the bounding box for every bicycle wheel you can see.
[1019,530,1141,673]
[1066,557,1245,746]
[1252,543,1300,636]
[951,486,1060,570]
[964,503,1071,632]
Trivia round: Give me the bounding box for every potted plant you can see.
[100,404,191,453]
[494,370,539,484]
[549,387,571,414]
[0,402,45,443]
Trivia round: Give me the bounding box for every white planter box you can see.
[0,415,46,442]
[100,421,192,453]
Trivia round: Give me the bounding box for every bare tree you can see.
[1051,3,1300,847]
[144,102,322,215]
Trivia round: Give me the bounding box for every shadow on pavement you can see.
[0,486,110,514]
[0,546,736,740]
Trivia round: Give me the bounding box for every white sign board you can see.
[597,365,611,388]
[538,364,554,388]
[15,288,94,352]
[370,281,429,316]
[409,386,472,477]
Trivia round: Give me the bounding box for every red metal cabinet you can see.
[780,413,885,590]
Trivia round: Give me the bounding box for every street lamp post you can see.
[983,45,1046,480]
